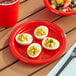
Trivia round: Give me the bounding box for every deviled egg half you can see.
[16,33,33,45]
[42,37,60,50]
[27,43,41,58]
[34,26,48,39]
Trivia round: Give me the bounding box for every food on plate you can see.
[34,26,48,39]
[16,33,33,45]
[50,0,76,12]
[27,43,41,58]
[42,37,60,50]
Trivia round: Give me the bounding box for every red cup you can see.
[0,0,20,27]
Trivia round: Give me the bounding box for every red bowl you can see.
[44,0,76,15]
[9,20,67,64]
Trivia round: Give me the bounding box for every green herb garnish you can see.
[49,39,53,43]
[40,28,43,32]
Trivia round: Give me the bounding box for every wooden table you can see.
[0,0,76,76]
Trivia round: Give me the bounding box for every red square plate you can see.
[9,20,67,64]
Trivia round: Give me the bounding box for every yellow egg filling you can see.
[28,46,40,56]
[35,28,46,36]
[18,34,28,41]
[44,38,56,48]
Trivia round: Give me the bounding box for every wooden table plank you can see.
[31,29,76,76]
[32,59,60,76]
[0,0,45,31]
[0,28,76,76]
[0,8,60,70]
[0,62,45,76]
[18,0,45,21]
[0,47,17,70]
[53,15,76,33]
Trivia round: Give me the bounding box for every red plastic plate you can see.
[9,20,67,64]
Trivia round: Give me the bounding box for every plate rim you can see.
[9,20,67,64]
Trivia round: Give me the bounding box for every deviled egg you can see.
[27,43,41,58]
[34,26,48,39]
[42,37,60,50]
[16,33,33,45]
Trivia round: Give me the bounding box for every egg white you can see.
[16,33,33,45]
[34,26,48,39]
[42,37,60,50]
[27,43,41,58]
